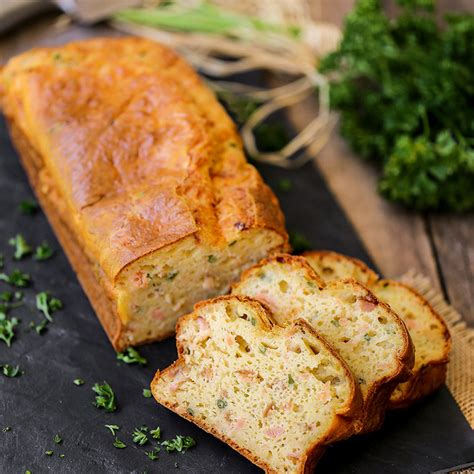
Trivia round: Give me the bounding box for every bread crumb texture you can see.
[304,251,451,407]
[152,296,359,474]
[232,255,413,429]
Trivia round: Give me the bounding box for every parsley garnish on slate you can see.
[54,434,62,445]
[19,200,39,216]
[36,292,62,322]
[116,347,147,365]
[92,381,117,412]
[162,435,196,453]
[143,388,152,398]
[132,427,149,446]
[34,243,54,261]
[0,269,30,287]
[73,378,85,386]
[8,234,32,260]
[320,0,474,211]
[1,364,22,377]
[0,313,19,347]
[150,427,161,440]
[105,424,120,436]
[288,231,312,253]
[113,437,127,449]
[145,447,160,460]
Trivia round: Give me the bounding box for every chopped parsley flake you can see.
[150,427,161,440]
[0,292,12,302]
[3,427,11,432]
[143,388,152,398]
[105,424,120,436]
[34,319,49,335]
[132,427,148,446]
[0,314,19,347]
[9,234,32,260]
[0,269,30,287]
[250,317,256,326]
[330,319,340,327]
[113,437,126,449]
[19,200,38,215]
[364,333,372,342]
[36,292,62,322]
[166,271,179,281]
[73,378,85,386]
[187,408,195,416]
[228,240,237,247]
[217,399,227,409]
[116,347,147,365]
[277,178,293,192]
[258,344,267,354]
[54,434,62,445]
[288,374,295,385]
[34,243,54,261]
[45,450,54,456]
[162,435,196,453]
[1,364,22,377]
[207,255,217,263]
[288,231,312,253]
[92,381,117,412]
[145,447,160,460]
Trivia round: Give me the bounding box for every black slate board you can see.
[0,112,472,474]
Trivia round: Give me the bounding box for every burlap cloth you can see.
[400,271,474,429]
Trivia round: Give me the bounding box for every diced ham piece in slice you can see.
[152,308,165,320]
[254,293,277,313]
[133,271,148,288]
[264,425,285,439]
[359,296,377,312]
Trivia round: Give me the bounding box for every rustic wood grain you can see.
[429,215,474,325]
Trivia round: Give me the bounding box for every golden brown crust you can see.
[304,251,451,410]
[1,37,288,350]
[153,295,363,473]
[234,253,414,433]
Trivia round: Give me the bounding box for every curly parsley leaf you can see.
[1,364,22,377]
[19,200,39,216]
[321,0,474,211]
[0,269,30,288]
[36,292,62,322]
[9,235,32,260]
[34,243,54,261]
[92,381,117,412]
[116,347,147,365]
[162,435,196,453]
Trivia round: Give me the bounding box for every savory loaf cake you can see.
[304,251,451,408]
[0,37,288,350]
[232,255,414,432]
[151,295,362,474]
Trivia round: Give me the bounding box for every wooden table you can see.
[1,10,472,326]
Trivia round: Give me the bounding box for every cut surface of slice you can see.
[232,255,413,431]
[303,250,451,408]
[151,295,361,474]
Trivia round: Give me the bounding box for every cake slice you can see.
[303,251,451,408]
[232,255,414,432]
[151,295,362,474]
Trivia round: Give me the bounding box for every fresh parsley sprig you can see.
[132,427,149,446]
[92,382,117,412]
[19,200,39,215]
